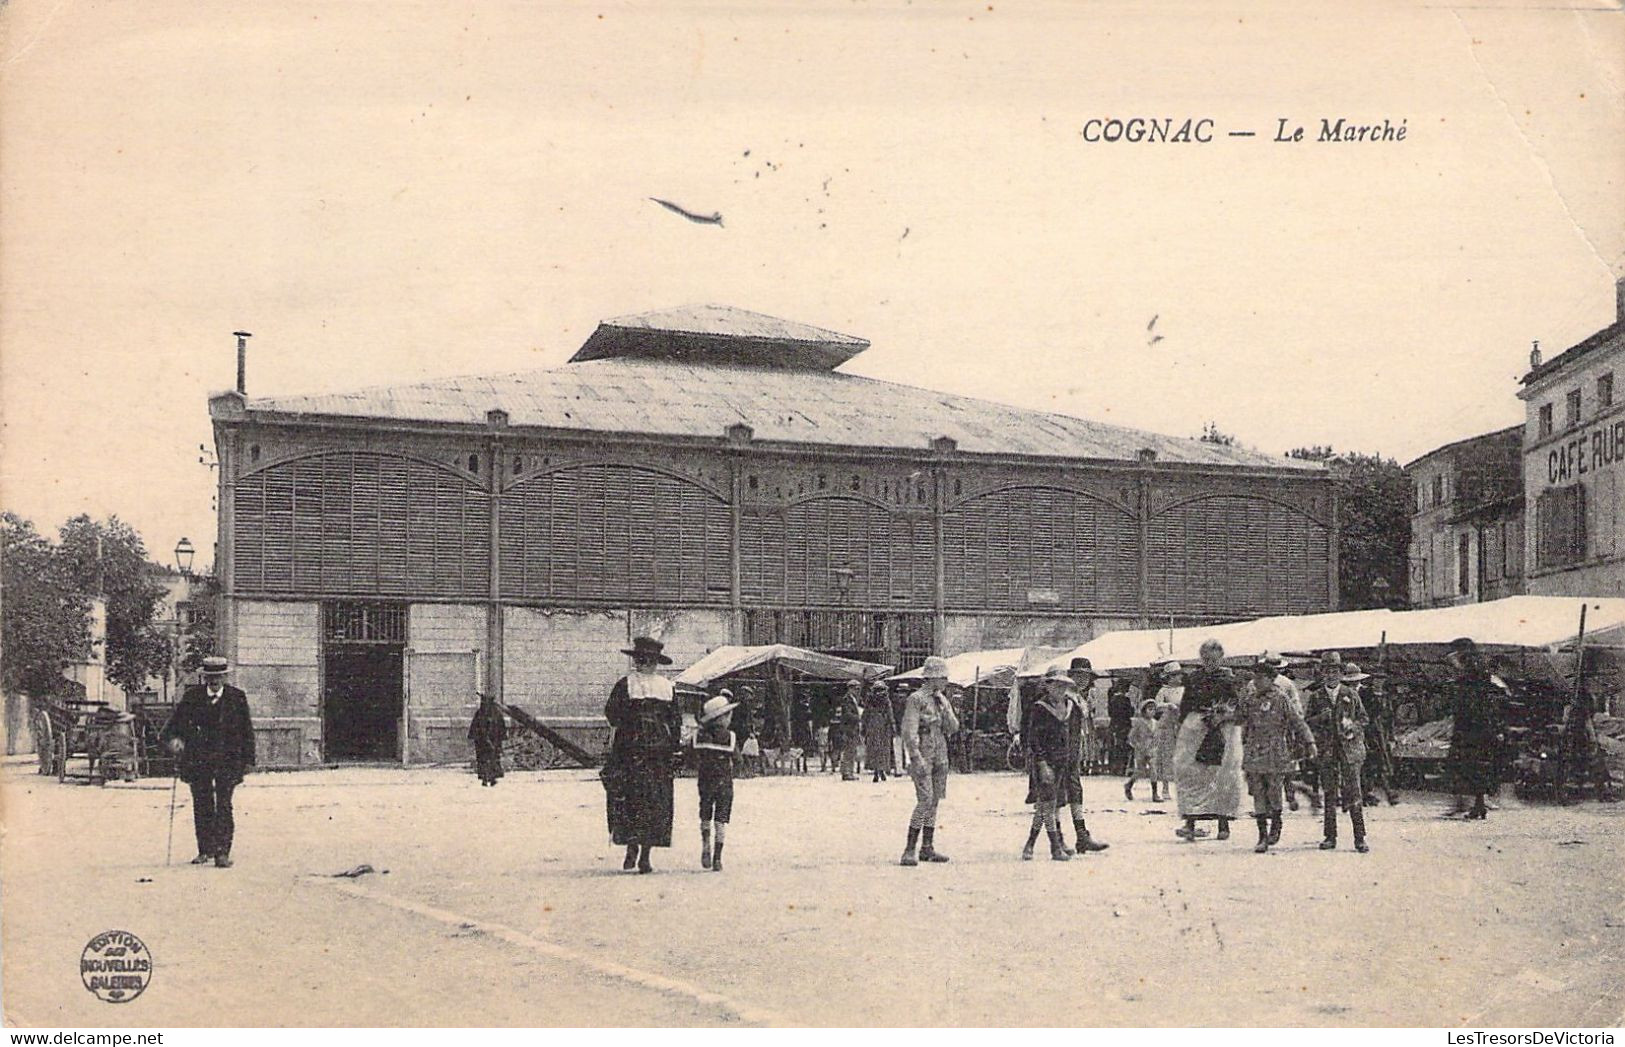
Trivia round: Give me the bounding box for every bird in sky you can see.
[648,197,723,226]
[1147,314,1164,347]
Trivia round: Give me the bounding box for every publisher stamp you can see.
[80,930,152,1003]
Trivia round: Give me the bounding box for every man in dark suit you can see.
[162,656,255,867]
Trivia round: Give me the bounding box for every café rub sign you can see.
[1548,416,1625,484]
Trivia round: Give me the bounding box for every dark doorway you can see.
[323,646,403,761]
[322,602,406,762]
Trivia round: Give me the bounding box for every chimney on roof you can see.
[233,332,252,394]
[1529,340,1542,370]
[1616,276,1625,323]
[1137,448,1158,464]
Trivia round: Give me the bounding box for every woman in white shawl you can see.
[1172,640,1246,841]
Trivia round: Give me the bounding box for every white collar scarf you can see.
[627,671,674,702]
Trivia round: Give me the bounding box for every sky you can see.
[2,0,1621,572]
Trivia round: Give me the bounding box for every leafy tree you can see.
[56,515,171,694]
[1199,421,1238,446]
[1288,447,1410,610]
[180,573,219,673]
[1,513,92,694]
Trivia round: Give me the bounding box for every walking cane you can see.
[165,773,179,866]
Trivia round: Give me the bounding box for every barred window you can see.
[1535,484,1586,569]
[323,601,407,644]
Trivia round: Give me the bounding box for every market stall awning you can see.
[674,644,894,687]
[1026,609,1399,675]
[1024,596,1625,680]
[888,646,1067,686]
[1373,596,1625,653]
[1216,608,1398,658]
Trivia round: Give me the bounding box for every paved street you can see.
[4,759,1623,1028]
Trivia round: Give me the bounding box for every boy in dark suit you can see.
[693,692,740,871]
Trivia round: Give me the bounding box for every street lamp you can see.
[167,538,196,701]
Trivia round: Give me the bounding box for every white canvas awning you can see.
[888,646,1067,687]
[1024,597,1625,679]
[1372,596,1625,653]
[674,644,894,687]
[1025,611,1398,675]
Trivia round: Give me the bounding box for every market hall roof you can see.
[230,306,1321,472]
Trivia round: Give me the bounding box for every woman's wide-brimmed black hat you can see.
[620,636,673,664]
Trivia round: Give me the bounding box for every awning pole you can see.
[968,665,980,771]
[1571,603,1589,708]
[1558,603,1589,804]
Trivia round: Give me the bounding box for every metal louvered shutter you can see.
[232,451,489,598]
[233,477,265,591]
[1147,496,1331,617]
[943,487,1140,612]
[498,464,730,604]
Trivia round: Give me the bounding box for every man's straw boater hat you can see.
[201,656,230,676]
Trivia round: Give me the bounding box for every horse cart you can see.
[32,697,163,784]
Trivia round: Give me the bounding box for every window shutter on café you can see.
[1536,484,1586,569]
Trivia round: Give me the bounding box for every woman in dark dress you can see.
[1446,637,1506,821]
[468,693,507,786]
[603,636,682,873]
[863,681,896,782]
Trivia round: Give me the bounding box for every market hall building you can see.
[207,306,1335,766]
